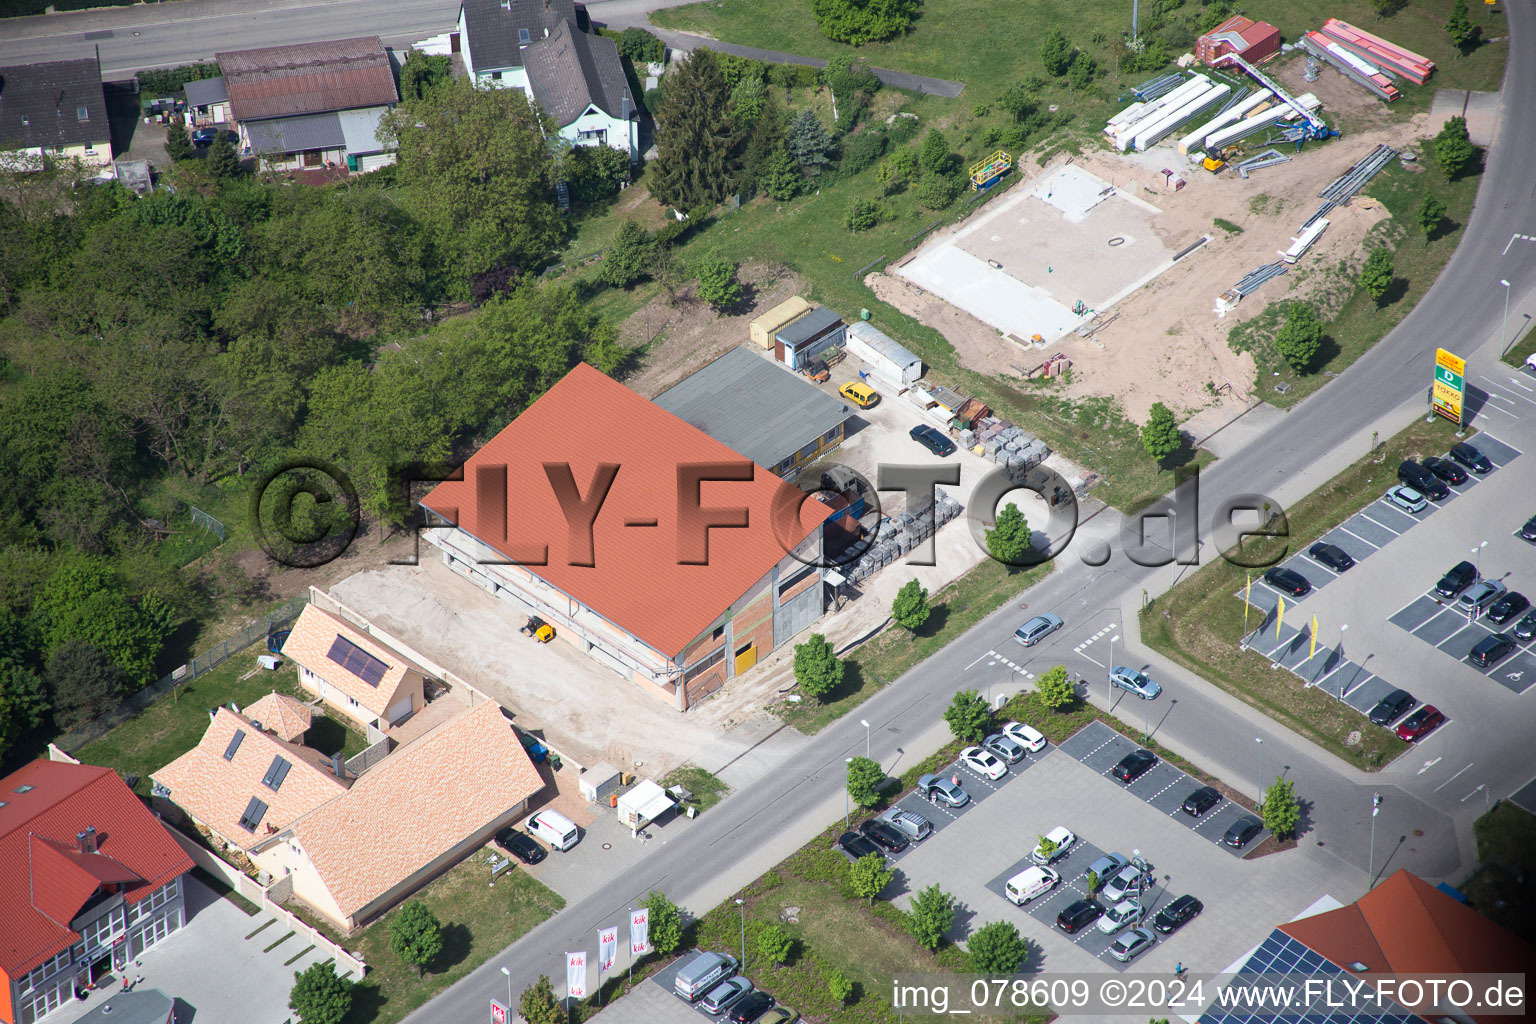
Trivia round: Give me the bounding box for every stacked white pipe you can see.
[1204,93,1320,151]
[1132,82,1229,151]
[1177,89,1272,157]
[1103,75,1212,151]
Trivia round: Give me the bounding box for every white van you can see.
[1004,865,1059,905]
[672,951,738,1002]
[525,809,580,851]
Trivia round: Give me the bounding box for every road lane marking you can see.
[1435,762,1473,792]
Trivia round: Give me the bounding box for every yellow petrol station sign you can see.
[1432,347,1465,425]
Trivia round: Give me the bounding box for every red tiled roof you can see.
[420,363,831,658]
[216,36,398,121]
[0,761,193,977]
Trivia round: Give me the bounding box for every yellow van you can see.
[839,381,880,408]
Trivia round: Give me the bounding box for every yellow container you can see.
[749,296,812,349]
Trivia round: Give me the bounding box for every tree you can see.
[848,852,894,903]
[891,579,931,630]
[1039,29,1074,76]
[650,49,740,213]
[845,196,883,232]
[1417,193,1447,239]
[1262,778,1300,839]
[730,75,768,124]
[1360,247,1395,304]
[793,633,844,700]
[827,968,854,1007]
[789,109,833,172]
[519,975,564,1024]
[968,920,1029,973]
[205,132,240,181]
[1444,0,1473,51]
[1372,0,1405,17]
[617,27,665,64]
[907,884,955,950]
[1084,868,1102,895]
[399,50,453,101]
[165,122,195,162]
[1435,116,1477,178]
[640,891,683,955]
[0,660,49,757]
[985,502,1031,565]
[1067,53,1097,91]
[914,173,960,211]
[388,901,443,978]
[1140,402,1181,461]
[289,961,354,1024]
[600,221,655,289]
[919,129,950,176]
[46,642,125,731]
[811,0,920,45]
[846,755,885,808]
[756,923,794,965]
[694,253,742,312]
[1035,665,1075,711]
[763,146,802,200]
[1274,302,1325,372]
[876,148,917,194]
[564,143,631,205]
[944,689,991,743]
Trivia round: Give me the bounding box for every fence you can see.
[59,597,309,754]
[188,504,226,541]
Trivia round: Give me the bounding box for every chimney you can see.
[251,720,264,732]
[76,827,98,854]
[332,752,346,777]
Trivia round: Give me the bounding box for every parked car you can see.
[1014,613,1063,647]
[909,424,956,456]
[1368,688,1417,726]
[1181,786,1222,817]
[1457,580,1508,616]
[1101,864,1147,902]
[959,746,1008,780]
[1397,459,1448,500]
[729,991,776,1023]
[1512,609,1536,641]
[1385,485,1427,513]
[916,774,969,808]
[1449,441,1493,474]
[192,127,237,146]
[1422,455,1467,485]
[1108,666,1162,699]
[1002,721,1047,752]
[1521,514,1536,542]
[982,732,1027,764]
[1108,927,1157,963]
[1436,560,1478,599]
[1396,705,1445,742]
[494,827,547,865]
[756,1009,798,1024]
[879,807,933,842]
[701,978,754,1016]
[1112,749,1157,782]
[1004,865,1060,905]
[859,819,909,853]
[1487,591,1530,625]
[1032,825,1077,865]
[1469,633,1516,667]
[1152,894,1204,933]
[1097,899,1144,935]
[1056,898,1104,934]
[1084,852,1129,887]
[1308,542,1355,572]
[1263,566,1312,597]
[1223,815,1263,849]
[838,381,879,408]
[673,952,740,1002]
[837,831,885,861]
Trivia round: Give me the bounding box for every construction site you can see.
[873,13,1449,422]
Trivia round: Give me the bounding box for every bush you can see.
[848,853,894,903]
[839,129,888,175]
[891,578,930,630]
[1434,116,1477,178]
[847,755,885,807]
[600,221,656,288]
[1417,193,1447,238]
[400,51,453,102]
[794,633,844,699]
[828,968,854,1007]
[763,147,803,200]
[1140,401,1181,461]
[565,143,631,205]
[914,173,961,210]
[943,689,991,742]
[1035,665,1074,710]
[1274,302,1325,372]
[811,0,921,45]
[695,253,743,311]
[1360,246,1395,304]
[1039,29,1074,76]
[1067,52,1097,90]
[289,962,353,1024]
[845,196,884,232]
[968,920,1029,973]
[907,884,955,950]
[887,114,920,145]
[136,62,221,99]
[165,123,195,162]
[617,27,666,64]
[640,891,683,954]
[756,923,795,965]
[388,901,443,977]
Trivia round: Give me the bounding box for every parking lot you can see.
[586,956,802,1024]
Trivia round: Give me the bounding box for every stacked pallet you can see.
[1300,31,1400,102]
[1319,19,1434,84]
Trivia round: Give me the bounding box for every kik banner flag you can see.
[566,951,588,1000]
[1244,574,1252,630]
[630,907,650,956]
[599,927,618,974]
[1276,595,1285,639]
[1310,615,1318,660]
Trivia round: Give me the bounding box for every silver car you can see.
[983,732,1027,764]
[1108,667,1162,699]
[1097,898,1144,935]
[917,774,969,808]
[1108,926,1156,963]
[880,807,933,841]
[700,978,753,1016]
[1102,864,1146,902]
[1457,580,1508,615]
[1014,613,1063,647]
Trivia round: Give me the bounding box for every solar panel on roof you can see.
[326,635,388,687]
[1197,930,1427,1024]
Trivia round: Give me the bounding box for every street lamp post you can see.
[986,661,995,708]
[860,719,871,761]
[500,966,512,1012]
[1338,625,1348,699]
[1369,793,1381,890]
[1108,635,1120,703]
[1255,737,1264,812]
[844,757,852,830]
[1472,541,1487,579]
[735,898,745,966]
[1500,279,1513,355]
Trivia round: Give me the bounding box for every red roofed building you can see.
[1197,15,1282,66]
[420,362,833,710]
[0,761,193,1024]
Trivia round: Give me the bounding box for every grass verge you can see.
[1461,801,1536,944]
[1136,416,1474,770]
[659,764,731,813]
[1500,317,1536,369]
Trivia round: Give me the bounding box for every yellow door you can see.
[734,643,758,674]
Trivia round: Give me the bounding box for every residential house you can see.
[458,0,636,160]
[419,363,833,710]
[0,57,112,173]
[654,347,854,478]
[211,37,399,173]
[0,761,193,1024]
[182,75,231,127]
[280,604,427,735]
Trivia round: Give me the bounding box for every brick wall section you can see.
[778,566,820,604]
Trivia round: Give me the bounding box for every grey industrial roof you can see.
[776,305,844,347]
[337,106,388,153]
[216,36,397,120]
[460,0,578,72]
[71,988,176,1024]
[183,75,229,107]
[0,58,109,152]
[246,111,345,154]
[653,347,852,472]
[523,18,633,125]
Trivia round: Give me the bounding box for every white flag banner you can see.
[598,927,618,973]
[566,950,588,1000]
[630,907,650,956]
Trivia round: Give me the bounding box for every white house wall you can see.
[558,107,635,158]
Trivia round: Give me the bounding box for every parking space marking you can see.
[1333,524,1381,550]
[1300,553,1341,577]
[1475,376,1536,409]
[1472,432,1524,462]
[1356,503,1411,535]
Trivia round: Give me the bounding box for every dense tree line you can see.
[0,81,626,761]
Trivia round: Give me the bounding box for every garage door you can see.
[734,642,757,674]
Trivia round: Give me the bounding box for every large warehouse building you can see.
[419,363,834,710]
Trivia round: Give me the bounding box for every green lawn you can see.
[1137,415,1479,771]
[75,654,368,794]
[1462,802,1536,943]
[659,764,731,812]
[1502,314,1536,368]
